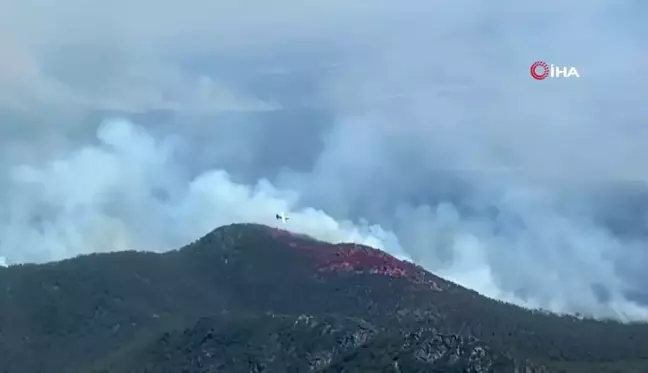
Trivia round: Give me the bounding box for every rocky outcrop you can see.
[99,313,554,373]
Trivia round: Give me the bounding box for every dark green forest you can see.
[1,223,648,373]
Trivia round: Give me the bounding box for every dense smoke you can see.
[1,0,647,320]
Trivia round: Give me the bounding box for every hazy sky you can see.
[1,0,648,320]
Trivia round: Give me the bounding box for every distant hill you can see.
[1,223,648,372]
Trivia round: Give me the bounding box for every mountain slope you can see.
[0,223,647,372]
[95,312,543,373]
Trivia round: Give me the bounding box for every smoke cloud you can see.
[1,0,648,320]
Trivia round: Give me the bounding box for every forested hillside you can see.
[1,224,647,372]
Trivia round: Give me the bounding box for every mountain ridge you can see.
[1,223,648,372]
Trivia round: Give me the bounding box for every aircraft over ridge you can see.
[275,211,289,224]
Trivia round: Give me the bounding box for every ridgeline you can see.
[1,223,647,373]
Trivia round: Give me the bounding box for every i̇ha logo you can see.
[530,61,580,80]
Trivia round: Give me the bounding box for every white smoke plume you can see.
[1,119,398,261]
[1,0,648,321]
